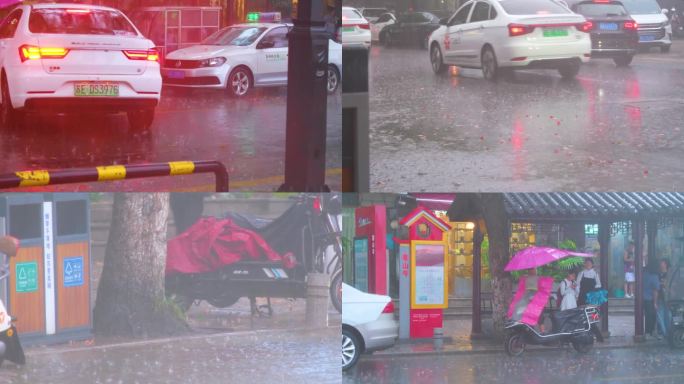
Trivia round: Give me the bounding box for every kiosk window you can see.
[56,200,87,236]
[9,204,42,240]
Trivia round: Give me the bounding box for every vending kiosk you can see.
[0,194,92,345]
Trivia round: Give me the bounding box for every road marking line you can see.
[598,373,684,382]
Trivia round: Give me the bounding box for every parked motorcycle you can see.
[165,194,343,313]
[0,236,25,367]
[504,305,602,356]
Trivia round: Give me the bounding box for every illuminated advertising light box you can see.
[411,241,448,309]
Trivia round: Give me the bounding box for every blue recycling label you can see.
[63,257,84,287]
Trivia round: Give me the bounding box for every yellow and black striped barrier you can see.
[0,160,229,191]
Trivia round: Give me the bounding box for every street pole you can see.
[279,0,331,192]
[634,220,645,342]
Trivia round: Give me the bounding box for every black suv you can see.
[571,0,639,66]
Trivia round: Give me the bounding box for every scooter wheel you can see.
[669,328,684,349]
[572,338,594,354]
[505,332,526,357]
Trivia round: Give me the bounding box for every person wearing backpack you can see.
[559,270,579,311]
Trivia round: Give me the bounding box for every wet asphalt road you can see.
[0,86,341,192]
[369,40,684,192]
[0,327,338,384]
[344,346,684,384]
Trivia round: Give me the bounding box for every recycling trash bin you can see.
[0,194,91,345]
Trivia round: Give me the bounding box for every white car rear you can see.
[342,283,398,371]
[620,0,672,52]
[428,0,591,81]
[0,3,161,130]
[370,13,397,42]
[342,7,371,48]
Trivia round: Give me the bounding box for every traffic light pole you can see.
[279,0,331,192]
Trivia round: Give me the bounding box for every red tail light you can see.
[382,301,395,314]
[343,23,370,30]
[312,196,322,214]
[623,21,638,30]
[19,45,70,62]
[123,48,159,62]
[578,21,594,32]
[508,24,534,37]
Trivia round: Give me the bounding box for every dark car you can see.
[571,0,639,66]
[380,11,442,48]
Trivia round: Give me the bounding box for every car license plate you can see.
[74,83,119,97]
[599,22,618,31]
[167,70,185,79]
[543,28,568,37]
[342,27,355,33]
[640,35,655,42]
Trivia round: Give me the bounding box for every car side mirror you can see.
[662,8,669,14]
[439,17,448,25]
[258,40,275,49]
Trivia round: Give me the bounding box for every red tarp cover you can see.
[166,217,285,275]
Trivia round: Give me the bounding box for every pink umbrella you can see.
[504,246,594,272]
[0,0,21,9]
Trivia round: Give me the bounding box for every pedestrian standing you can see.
[643,259,660,338]
[624,241,636,298]
[577,259,601,306]
[560,271,579,311]
[656,258,671,340]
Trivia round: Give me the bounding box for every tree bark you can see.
[479,193,512,341]
[93,193,188,337]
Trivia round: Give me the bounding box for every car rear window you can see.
[620,0,661,15]
[362,9,387,18]
[202,26,267,46]
[575,3,628,17]
[29,8,138,36]
[343,8,363,20]
[498,0,571,15]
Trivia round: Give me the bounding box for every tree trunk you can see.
[93,193,187,337]
[479,193,512,341]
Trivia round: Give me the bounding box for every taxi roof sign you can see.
[247,12,282,23]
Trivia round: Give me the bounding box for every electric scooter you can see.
[0,236,25,367]
[504,305,602,356]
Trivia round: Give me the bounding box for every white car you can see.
[619,0,672,53]
[162,23,342,96]
[370,13,397,42]
[428,0,591,81]
[342,7,371,48]
[0,3,161,130]
[342,283,398,371]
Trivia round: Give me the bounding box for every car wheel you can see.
[481,46,499,82]
[342,328,361,371]
[0,75,22,130]
[613,55,634,67]
[379,32,387,45]
[330,269,342,313]
[327,65,340,93]
[228,67,252,97]
[385,32,393,47]
[661,45,671,53]
[558,61,581,79]
[207,293,240,308]
[431,44,446,75]
[127,108,155,131]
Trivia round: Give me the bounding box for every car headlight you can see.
[199,57,226,67]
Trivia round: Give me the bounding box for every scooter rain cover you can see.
[508,276,554,326]
[166,217,289,275]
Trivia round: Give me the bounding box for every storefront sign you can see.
[411,241,448,309]
[353,237,369,292]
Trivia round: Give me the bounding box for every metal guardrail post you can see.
[0,160,229,192]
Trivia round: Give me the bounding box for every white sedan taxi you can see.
[428,0,591,81]
[162,23,342,96]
